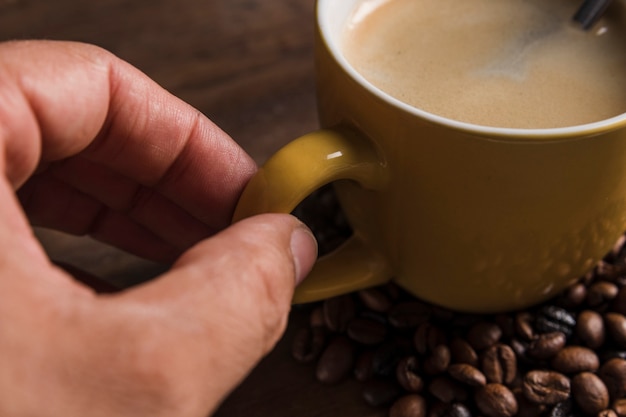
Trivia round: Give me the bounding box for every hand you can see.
[0,40,317,417]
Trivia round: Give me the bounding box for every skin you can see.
[0,39,317,417]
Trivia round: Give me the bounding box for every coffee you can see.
[342,0,626,128]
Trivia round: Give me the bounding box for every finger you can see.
[1,40,256,242]
[18,169,209,261]
[114,214,317,410]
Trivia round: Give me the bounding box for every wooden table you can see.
[0,1,384,415]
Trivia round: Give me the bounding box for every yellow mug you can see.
[232,0,626,313]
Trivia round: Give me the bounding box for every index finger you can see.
[1,40,256,229]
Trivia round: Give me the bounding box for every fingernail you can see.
[290,224,318,285]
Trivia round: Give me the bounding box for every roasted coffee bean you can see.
[423,344,451,375]
[414,322,447,355]
[586,281,619,308]
[388,301,431,329]
[309,305,325,327]
[515,312,536,341]
[316,336,355,384]
[576,309,605,349]
[571,372,610,416]
[613,398,626,417]
[535,306,576,337]
[557,283,587,309]
[550,346,600,373]
[449,337,479,367]
[599,409,619,417]
[358,288,392,313]
[362,379,401,407]
[448,363,487,387]
[292,326,326,363]
[323,295,357,332]
[347,317,387,345]
[389,394,427,417]
[481,343,517,385]
[396,356,424,392]
[354,350,376,382]
[523,370,571,405]
[429,402,473,417]
[514,390,547,417]
[613,287,626,315]
[372,340,410,378]
[474,383,518,417]
[545,400,575,417]
[605,312,626,348]
[466,321,502,350]
[598,358,626,400]
[527,331,567,360]
[494,314,515,339]
[428,376,469,403]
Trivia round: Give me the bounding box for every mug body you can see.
[315,0,626,311]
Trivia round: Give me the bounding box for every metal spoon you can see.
[572,0,613,30]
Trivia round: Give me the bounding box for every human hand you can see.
[0,40,317,417]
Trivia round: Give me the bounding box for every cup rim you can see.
[316,0,626,141]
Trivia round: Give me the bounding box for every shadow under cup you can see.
[233,0,626,313]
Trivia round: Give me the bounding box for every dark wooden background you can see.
[0,0,385,415]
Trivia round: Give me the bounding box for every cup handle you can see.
[232,127,392,304]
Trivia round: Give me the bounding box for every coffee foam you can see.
[342,0,626,129]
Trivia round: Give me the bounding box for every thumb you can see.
[118,213,317,410]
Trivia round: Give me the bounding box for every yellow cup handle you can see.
[232,127,392,304]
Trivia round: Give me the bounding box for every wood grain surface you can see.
[0,0,385,416]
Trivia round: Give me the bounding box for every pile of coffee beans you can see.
[291,185,626,417]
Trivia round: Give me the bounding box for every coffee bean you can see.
[613,398,626,417]
[430,402,473,417]
[613,287,626,315]
[309,305,325,327]
[466,321,502,350]
[449,337,479,367]
[389,394,427,417]
[535,306,576,337]
[354,350,375,382]
[414,322,446,355]
[515,312,536,341]
[292,326,327,363]
[576,309,605,349]
[323,295,357,333]
[481,343,517,385]
[599,409,619,417]
[358,288,392,313]
[362,379,401,407]
[598,358,626,400]
[514,391,547,417]
[586,281,619,308]
[527,331,567,360]
[316,336,355,384]
[550,346,600,373]
[448,363,487,387]
[388,301,431,329]
[605,312,626,348]
[372,340,410,378]
[423,344,451,375]
[523,370,571,405]
[571,372,610,416]
[557,283,587,309]
[396,356,424,392]
[428,376,468,403]
[475,383,518,417]
[545,400,574,417]
[347,317,387,345]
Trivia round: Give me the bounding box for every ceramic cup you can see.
[232,0,626,313]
